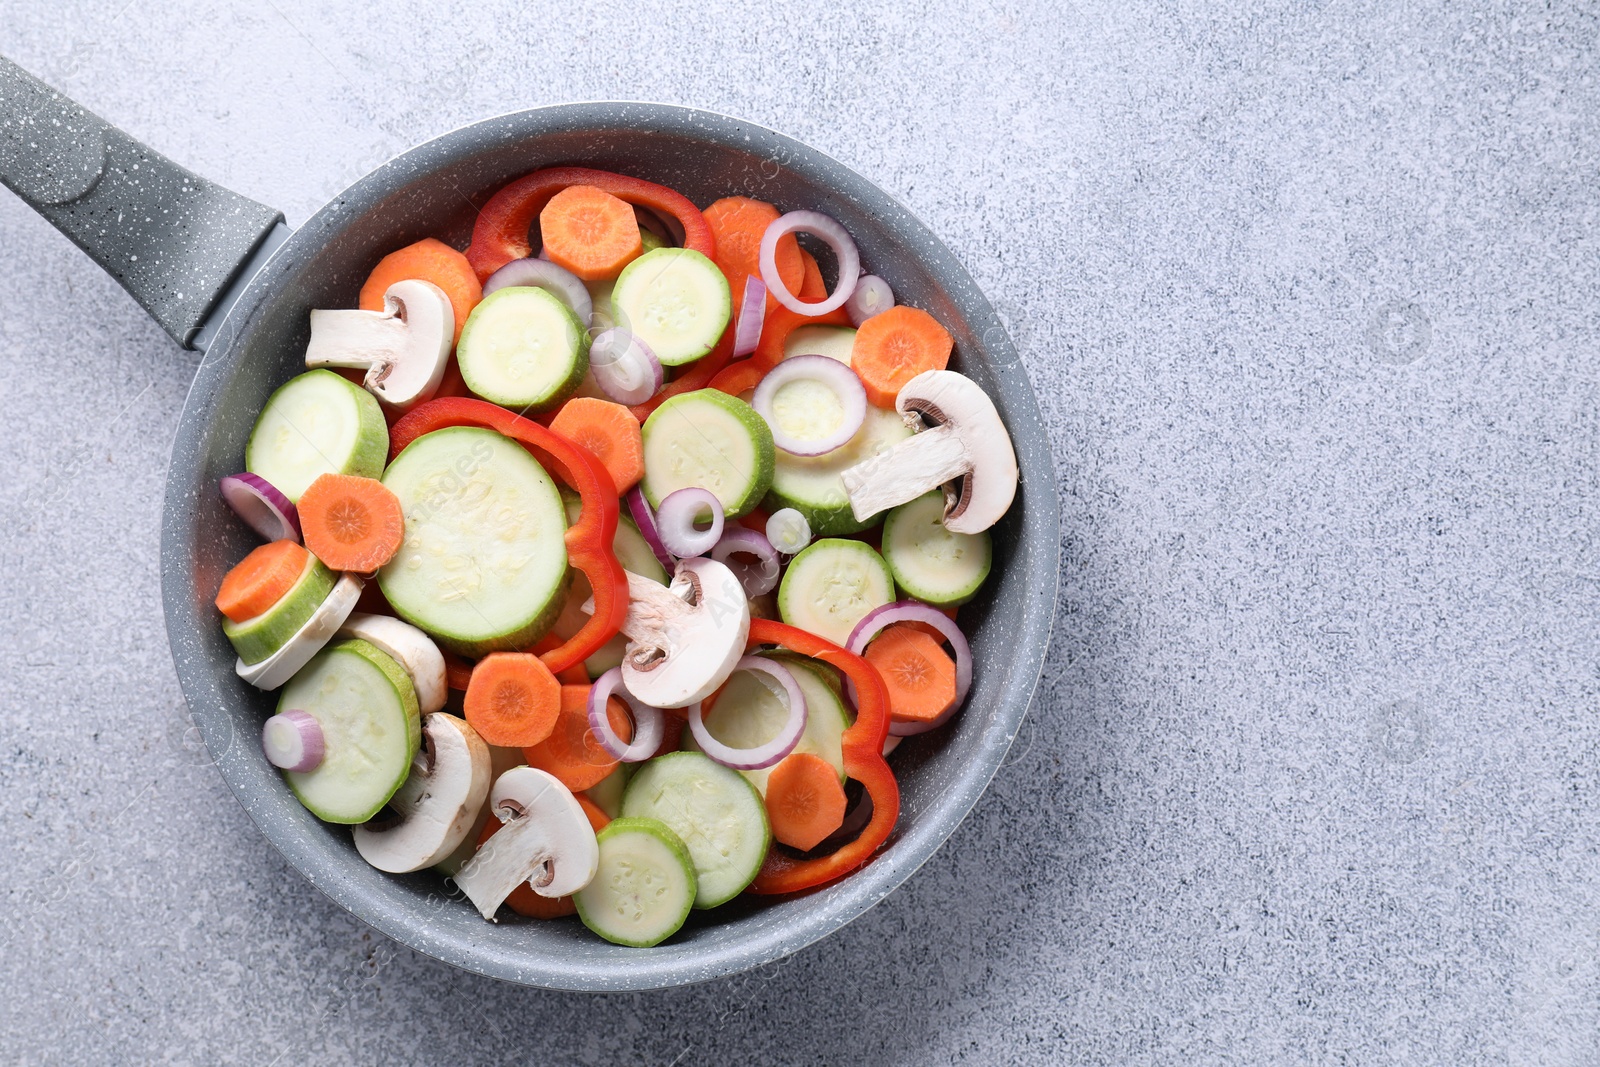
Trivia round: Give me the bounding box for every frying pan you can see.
[0,55,1060,991]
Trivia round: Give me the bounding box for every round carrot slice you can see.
[539,185,644,281]
[298,473,405,573]
[214,540,311,623]
[765,752,848,851]
[864,623,957,723]
[851,305,954,409]
[464,652,562,747]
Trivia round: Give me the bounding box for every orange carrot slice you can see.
[704,196,803,304]
[464,652,562,748]
[214,540,310,623]
[764,752,848,851]
[548,396,645,492]
[864,623,958,724]
[522,685,632,792]
[297,474,405,573]
[851,305,954,408]
[359,237,482,345]
[539,185,644,281]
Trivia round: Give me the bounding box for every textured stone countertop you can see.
[3,2,1598,1063]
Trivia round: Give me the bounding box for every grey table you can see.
[2,1,1596,1063]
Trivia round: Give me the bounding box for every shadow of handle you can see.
[0,54,283,348]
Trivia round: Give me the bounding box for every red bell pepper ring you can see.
[744,619,901,895]
[387,397,628,677]
[465,166,716,282]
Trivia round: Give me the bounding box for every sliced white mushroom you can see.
[615,558,750,709]
[336,612,448,714]
[235,574,363,691]
[839,370,1019,534]
[304,278,454,412]
[353,713,491,873]
[453,767,599,921]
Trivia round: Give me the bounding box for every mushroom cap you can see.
[896,370,1019,535]
[353,713,491,873]
[454,768,599,919]
[621,557,752,709]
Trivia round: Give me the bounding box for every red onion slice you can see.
[688,656,808,770]
[759,210,861,317]
[751,353,867,456]
[711,526,781,597]
[765,508,811,555]
[587,668,664,762]
[626,487,675,570]
[262,709,324,772]
[654,488,724,559]
[846,600,973,736]
[589,327,663,406]
[733,275,768,357]
[845,274,895,325]
[481,257,593,325]
[221,472,300,542]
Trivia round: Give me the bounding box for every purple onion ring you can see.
[759,210,861,317]
[688,657,808,770]
[625,487,675,570]
[589,328,664,406]
[711,526,781,597]
[587,668,665,762]
[221,472,300,542]
[845,274,895,326]
[261,709,324,772]
[751,353,867,456]
[655,488,724,559]
[846,600,973,736]
[733,275,768,357]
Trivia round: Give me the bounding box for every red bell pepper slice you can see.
[387,397,628,676]
[744,618,901,894]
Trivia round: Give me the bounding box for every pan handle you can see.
[0,55,285,349]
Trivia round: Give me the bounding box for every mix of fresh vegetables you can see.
[213,167,1019,948]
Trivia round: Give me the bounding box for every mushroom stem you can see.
[839,421,969,522]
[615,570,693,647]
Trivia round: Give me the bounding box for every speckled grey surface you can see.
[2,0,1598,1062]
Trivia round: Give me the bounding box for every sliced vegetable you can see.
[261,709,324,772]
[640,389,774,518]
[353,712,491,873]
[456,286,589,411]
[777,538,895,647]
[863,623,958,725]
[625,487,674,571]
[378,426,570,657]
[703,195,803,305]
[687,656,807,770]
[614,561,751,709]
[881,491,992,607]
[480,257,593,325]
[764,752,847,851]
[455,766,599,920]
[245,369,388,503]
[840,370,1019,534]
[611,247,731,366]
[710,526,780,597]
[523,684,631,792]
[849,305,954,409]
[783,323,857,365]
[549,397,645,493]
[335,612,448,715]
[278,638,422,824]
[234,574,363,690]
[584,763,633,820]
[220,472,300,543]
[221,555,335,664]
[654,487,724,559]
[751,352,867,456]
[359,237,482,345]
[765,508,811,555]
[845,599,973,736]
[845,274,895,326]
[574,817,697,947]
[586,328,662,406]
[298,473,405,573]
[759,211,860,317]
[539,184,644,281]
[621,751,770,908]
[216,540,312,623]
[464,652,562,748]
[733,275,767,356]
[587,667,664,762]
[305,279,454,412]
[763,405,912,537]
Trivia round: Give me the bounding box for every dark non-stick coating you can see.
[161,103,1060,990]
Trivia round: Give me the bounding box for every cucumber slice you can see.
[621,752,771,908]
[682,654,851,795]
[777,538,895,647]
[882,491,993,607]
[574,817,697,947]
[763,405,913,537]
[279,639,422,824]
[245,369,389,502]
[783,324,857,365]
[640,389,774,518]
[457,286,589,410]
[221,557,336,665]
[584,762,634,819]
[611,248,731,366]
[378,427,570,657]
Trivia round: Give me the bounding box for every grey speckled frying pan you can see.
[0,55,1059,991]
